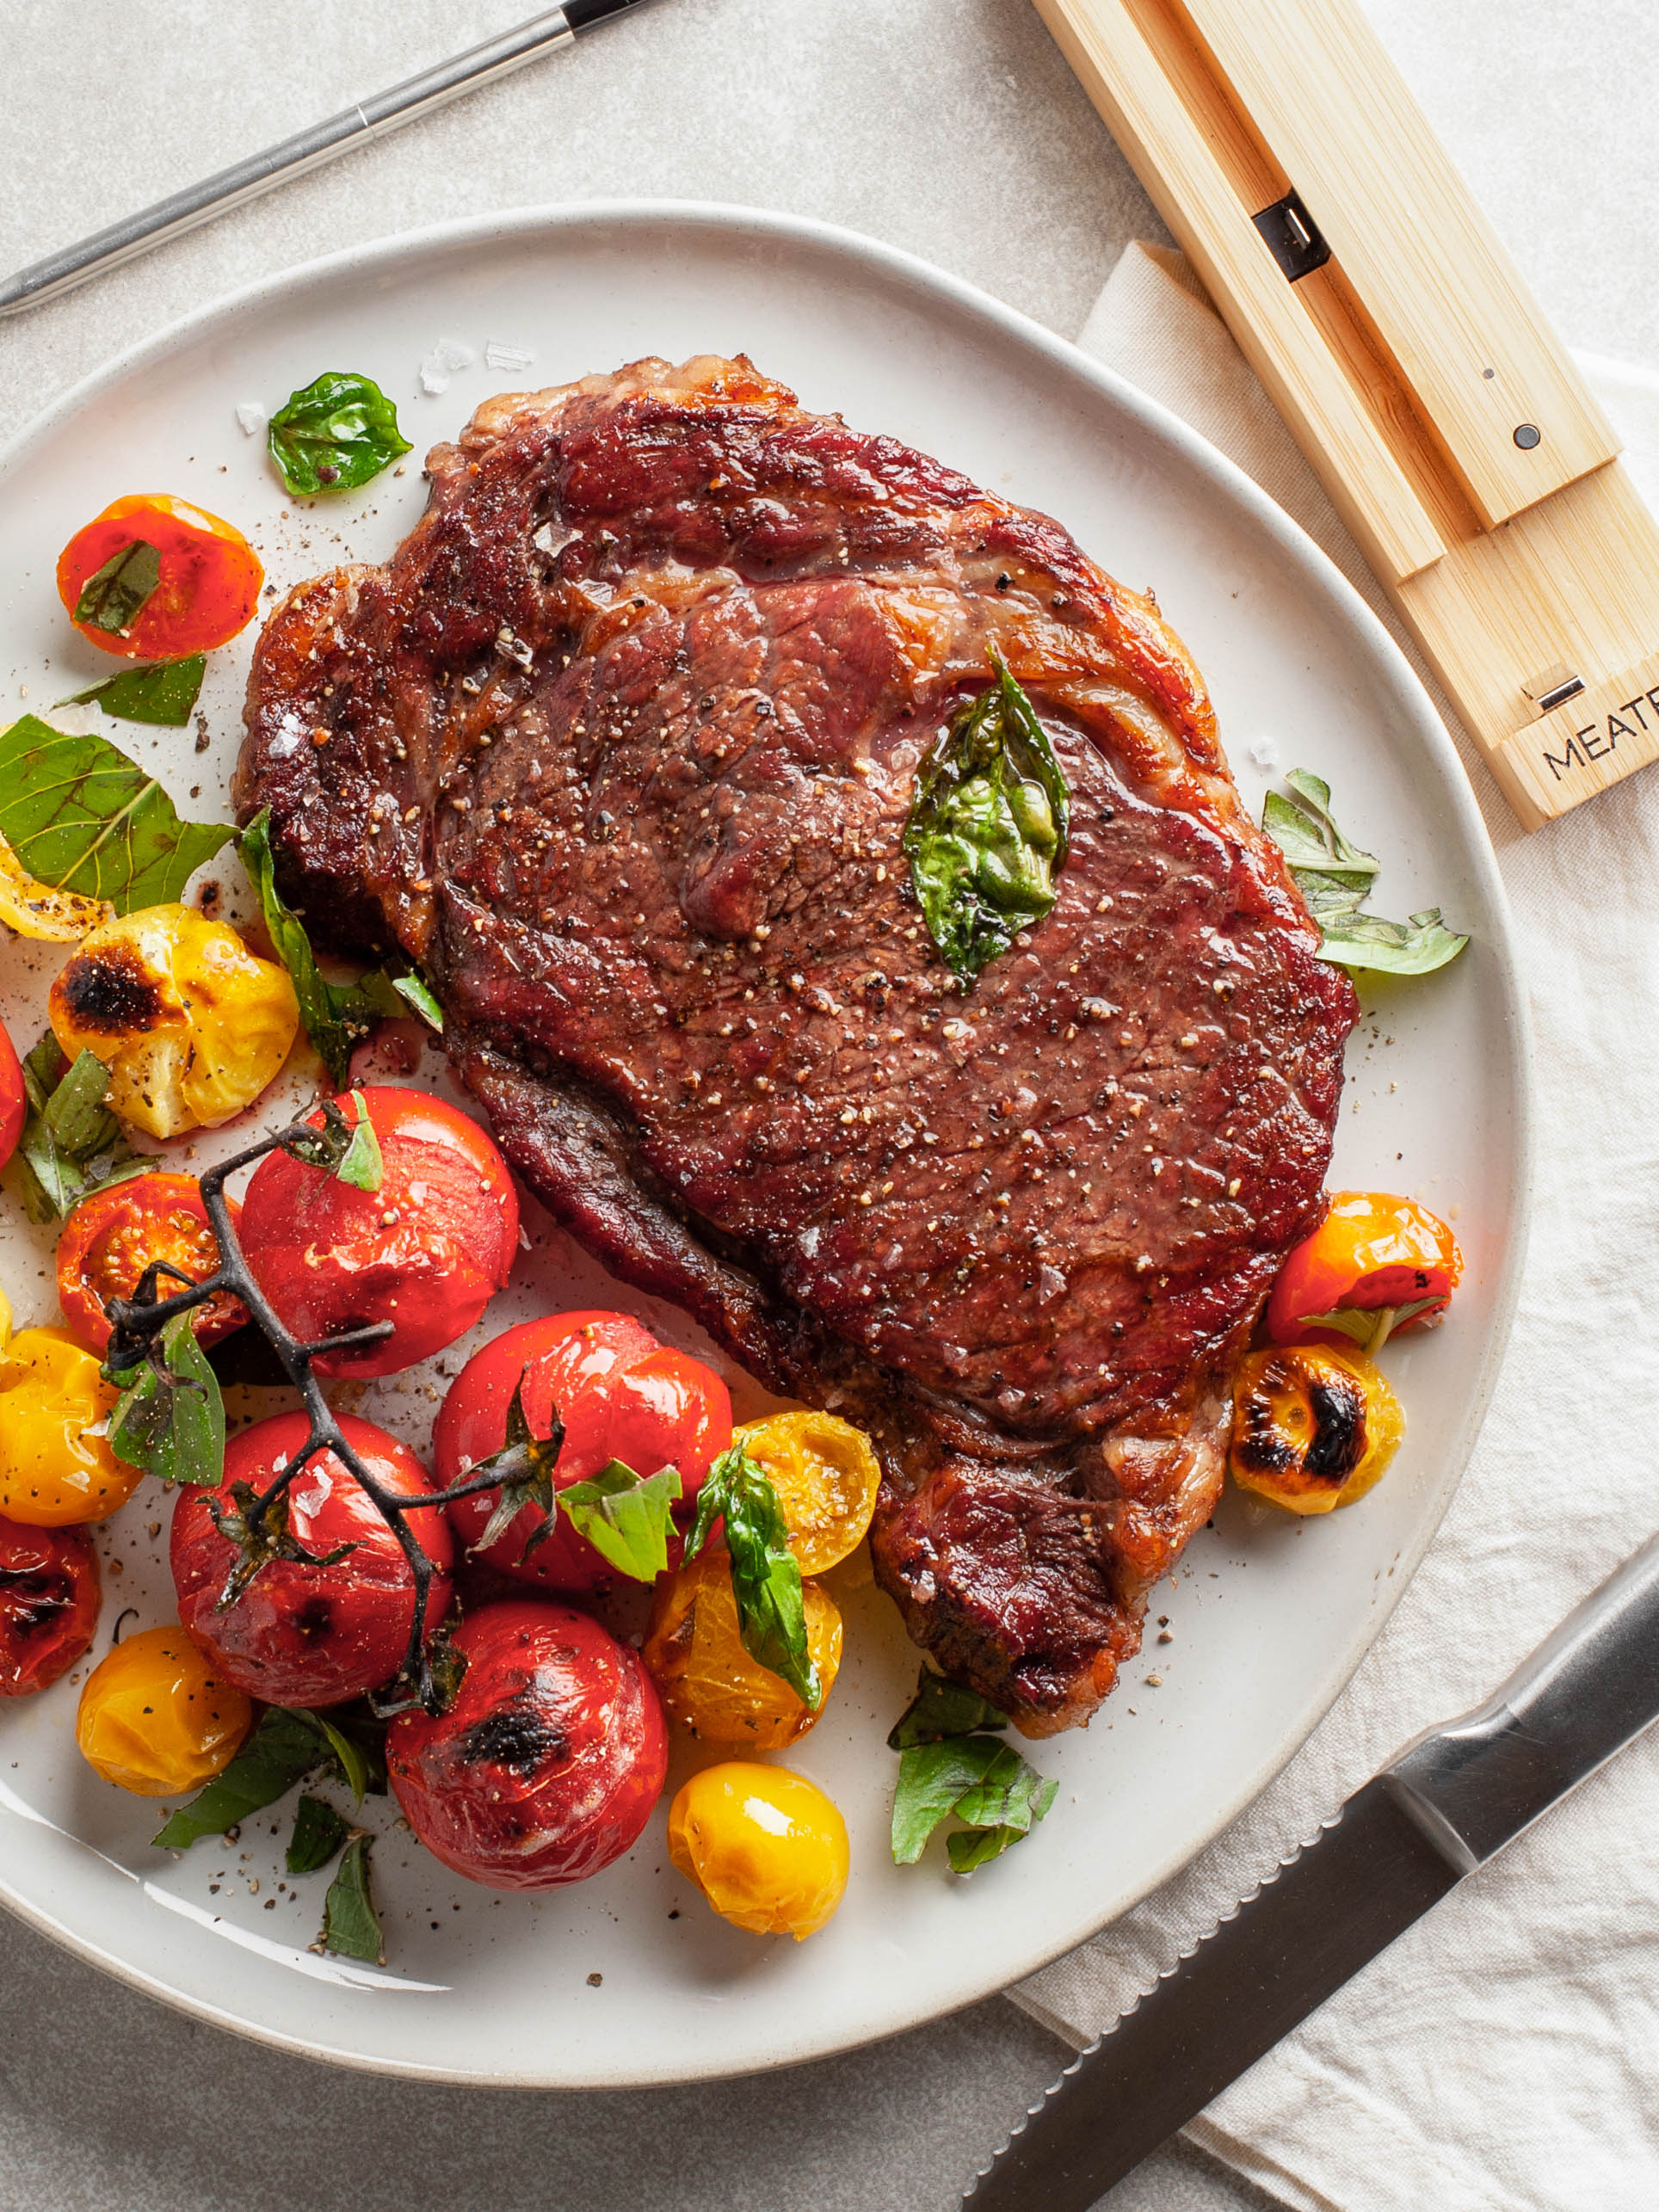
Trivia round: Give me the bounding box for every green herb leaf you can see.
[9,1041,146,1222]
[560,1459,683,1581]
[314,1705,389,1799]
[152,1707,343,1848]
[287,1793,351,1875]
[1262,771,1467,978]
[73,540,161,637]
[333,1089,384,1192]
[322,1832,384,1964]
[106,1308,225,1488]
[685,1443,819,1707]
[389,970,444,1031]
[903,654,1070,981]
[0,715,232,913]
[59,655,207,727]
[469,1373,565,1559]
[891,1735,1058,1866]
[887,1666,1009,1750]
[947,1824,1026,1873]
[268,372,412,497]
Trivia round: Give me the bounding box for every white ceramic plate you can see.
[0,202,1530,2086]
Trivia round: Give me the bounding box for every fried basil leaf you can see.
[469,1373,565,1559]
[0,716,232,913]
[59,655,206,727]
[903,654,1070,981]
[268,371,411,496]
[887,1666,1009,1750]
[559,1459,682,1581]
[73,540,160,636]
[287,1793,350,1875]
[322,1832,384,1963]
[891,1735,1057,1867]
[685,1443,819,1707]
[106,1307,226,1488]
[1262,770,1467,977]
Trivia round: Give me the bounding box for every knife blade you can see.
[964,1526,1659,2211]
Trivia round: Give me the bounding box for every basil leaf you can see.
[891,1735,1058,1866]
[316,1705,389,1798]
[59,655,206,727]
[947,1824,1026,1873]
[107,1308,226,1488]
[903,654,1070,981]
[560,1459,682,1582]
[0,716,231,914]
[268,372,411,497]
[950,1745,1058,1837]
[333,1089,384,1192]
[322,1833,384,1963]
[686,1444,819,1707]
[887,1666,1009,1750]
[9,1043,145,1223]
[151,1708,338,1848]
[287,1793,350,1875]
[390,970,444,1031]
[469,1374,565,1560]
[73,540,161,637]
[1263,772,1467,978]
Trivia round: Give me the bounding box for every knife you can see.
[963,1527,1659,2211]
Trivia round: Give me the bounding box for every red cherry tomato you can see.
[57,494,262,660]
[0,1026,24,1174]
[0,1514,101,1696]
[171,1410,453,1706]
[387,1599,667,1890]
[1267,1191,1463,1352]
[240,1087,518,1379]
[436,1312,732,1590]
[56,1174,246,1357]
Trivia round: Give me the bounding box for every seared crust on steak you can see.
[236,354,1356,1732]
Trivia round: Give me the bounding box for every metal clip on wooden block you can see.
[1034,0,1659,829]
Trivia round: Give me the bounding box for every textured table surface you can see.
[1,5,1649,2209]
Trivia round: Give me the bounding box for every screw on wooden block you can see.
[1514,423,1541,449]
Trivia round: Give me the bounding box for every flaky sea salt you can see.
[484,338,537,373]
[1249,736,1281,768]
[235,401,266,436]
[418,338,476,396]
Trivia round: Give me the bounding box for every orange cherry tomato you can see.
[0,1026,24,1173]
[56,1174,246,1357]
[57,494,263,659]
[1267,1191,1463,1352]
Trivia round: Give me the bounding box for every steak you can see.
[235,355,1356,1734]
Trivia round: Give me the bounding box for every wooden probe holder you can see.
[1035,0,1659,829]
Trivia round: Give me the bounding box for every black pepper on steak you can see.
[234,354,1356,1734]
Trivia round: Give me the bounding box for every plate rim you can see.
[0,196,1536,2085]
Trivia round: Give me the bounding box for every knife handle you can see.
[1384,1528,1659,1870]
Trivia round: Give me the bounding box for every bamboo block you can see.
[1033,0,1659,829]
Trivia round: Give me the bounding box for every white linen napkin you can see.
[1007,243,1659,2212]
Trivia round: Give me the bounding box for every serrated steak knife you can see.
[964,1529,1659,2211]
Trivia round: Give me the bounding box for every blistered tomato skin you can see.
[240,1087,518,1380]
[436,1313,731,1589]
[171,1411,453,1705]
[668,1763,849,1940]
[77,1625,254,1796]
[387,1599,668,1890]
[0,1327,136,1526]
[644,1550,842,1748]
[0,1515,100,1696]
[57,494,263,659]
[0,1026,24,1173]
[57,1174,245,1356]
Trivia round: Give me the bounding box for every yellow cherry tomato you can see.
[668,1762,849,1939]
[77,1625,253,1796]
[1229,1343,1404,1515]
[0,1326,135,1525]
[49,904,299,1139]
[0,1285,11,1350]
[643,1549,842,1747]
[734,1410,882,1573]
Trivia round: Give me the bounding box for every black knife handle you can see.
[1385,1526,1659,1868]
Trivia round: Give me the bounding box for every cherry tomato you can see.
[0,1026,24,1174]
[387,1599,668,1890]
[57,1174,245,1357]
[57,495,262,659]
[240,1087,519,1378]
[0,1515,100,1697]
[1267,1192,1464,1353]
[643,1548,842,1747]
[171,1410,453,1706]
[436,1312,731,1589]
[668,1763,848,1939]
[0,1327,134,1525]
[1230,1343,1404,1515]
[77,1624,253,1796]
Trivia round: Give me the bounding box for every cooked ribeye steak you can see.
[236,355,1356,1733]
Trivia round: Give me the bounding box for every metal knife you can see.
[964,1527,1659,2211]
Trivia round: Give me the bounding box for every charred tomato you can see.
[239,1087,518,1378]
[387,1599,667,1889]
[57,1173,246,1356]
[57,494,262,658]
[435,1311,731,1590]
[0,1515,100,1696]
[171,1410,453,1706]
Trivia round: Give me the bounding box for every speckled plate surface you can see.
[0,201,1530,2086]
